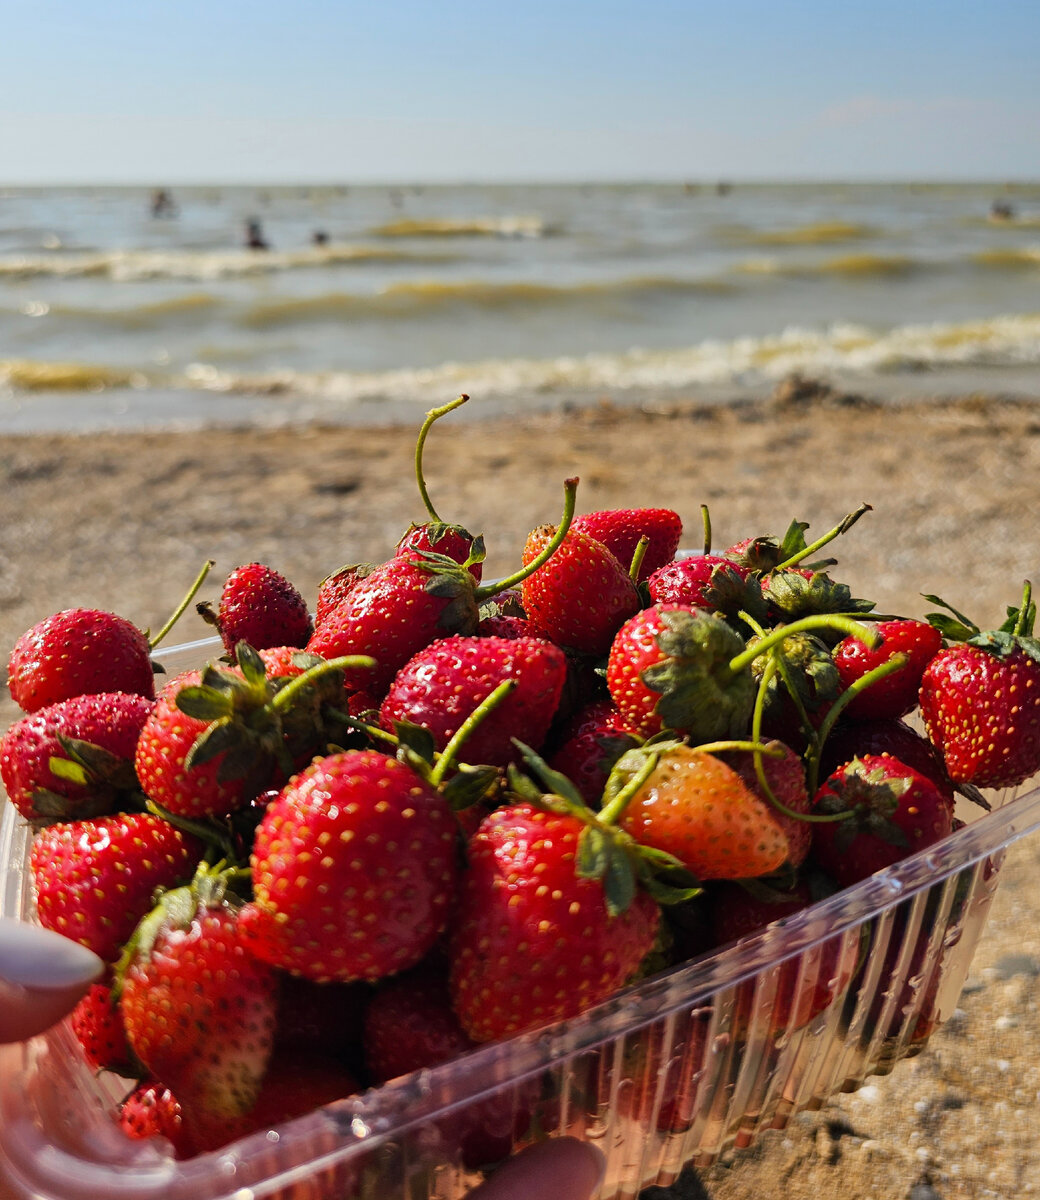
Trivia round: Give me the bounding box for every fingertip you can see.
[469,1137,606,1200]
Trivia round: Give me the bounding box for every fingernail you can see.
[0,919,104,989]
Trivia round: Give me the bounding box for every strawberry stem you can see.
[475,477,579,600]
[700,504,711,556]
[772,503,872,573]
[149,559,216,650]
[729,613,880,675]
[1013,580,1035,638]
[628,535,650,583]
[429,678,518,787]
[268,654,378,713]
[414,394,469,522]
[597,746,663,826]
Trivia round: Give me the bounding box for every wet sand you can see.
[3,381,1040,1197]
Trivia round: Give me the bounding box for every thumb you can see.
[0,920,104,1043]
[467,1138,606,1200]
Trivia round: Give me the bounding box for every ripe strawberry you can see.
[0,690,153,821]
[239,750,458,982]
[818,717,956,810]
[118,1081,195,1157]
[314,562,375,628]
[570,507,682,581]
[647,553,756,615]
[450,802,660,1042]
[30,810,204,962]
[606,604,754,741]
[520,525,641,656]
[397,521,484,581]
[363,964,475,1083]
[379,634,567,768]
[811,754,953,887]
[919,608,1040,789]
[547,714,640,806]
[617,745,789,881]
[722,740,813,868]
[7,608,156,713]
[200,562,313,656]
[833,619,942,720]
[70,981,136,1074]
[118,869,280,1148]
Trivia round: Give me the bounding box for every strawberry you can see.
[818,716,956,810]
[30,810,204,962]
[832,618,942,720]
[314,562,375,628]
[118,868,280,1149]
[616,744,789,881]
[449,801,661,1042]
[363,964,475,1083]
[239,749,458,982]
[810,754,953,887]
[547,713,641,806]
[379,634,567,768]
[396,521,484,581]
[605,604,755,741]
[200,562,313,656]
[118,1081,195,1157]
[70,981,136,1074]
[722,739,813,868]
[570,507,682,581]
[647,553,758,617]
[918,590,1040,789]
[7,608,156,713]
[520,525,641,656]
[0,690,153,821]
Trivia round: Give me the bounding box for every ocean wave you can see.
[722,220,876,247]
[735,252,917,279]
[972,247,1040,269]
[368,215,549,238]
[6,313,1039,400]
[0,243,460,282]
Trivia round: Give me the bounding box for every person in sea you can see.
[312,229,330,246]
[0,920,603,1199]
[244,217,270,250]
[150,189,177,218]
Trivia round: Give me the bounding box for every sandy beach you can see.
[3,381,1040,1198]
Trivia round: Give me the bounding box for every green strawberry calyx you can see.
[812,757,914,854]
[924,581,1040,665]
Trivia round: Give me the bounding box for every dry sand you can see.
[3,381,1040,1197]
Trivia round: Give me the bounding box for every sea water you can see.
[1,181,1039,429]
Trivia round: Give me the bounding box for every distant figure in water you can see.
[244,218,270,250]
[150,188,177,218]
[990,200,1015,221]
[312,229,329,246]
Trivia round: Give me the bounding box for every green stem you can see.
[1013,580,1034,638]
[598,747,663,826]
[414,394,469,522]
[429,678,517,787]
[701,504,712,556]
[326,709,400,747]
[269,654,378,713]
[729,613,880,675]
[772,503,872,573]
[628,536,650,583]
[475,477,579,600]
[149,559,216,650]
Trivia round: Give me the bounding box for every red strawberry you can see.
[570,507,682,581]
[379,634,567,768]
[833,619,942,720]
[118,1081,195,1157]
[617,745,789,881]
[920,624,1040,789]
[363,964,475,1083]
[520,525,641,656]
[30,810,204,962]
[118,870,280,1149]
[396,521,483,581]
[7,608,155,713]
[722,740,813,868]
[314,562,375,628]
[647,553,754,613]
[0,690,153,821]
[201,562,313,656]
[239,750,458,982]
[605,604,754,741]
[449,802,660,1042]
[547,717,640,806]
[810,754,953,887]
[819,717,956,810]
[70,981,136,1074]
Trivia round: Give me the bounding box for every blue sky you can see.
[2,0,1038,183]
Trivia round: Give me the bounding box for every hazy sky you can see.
[3,0,1038,184]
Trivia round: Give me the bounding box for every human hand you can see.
[467,1138,605,1200]
[0,918,103,1042]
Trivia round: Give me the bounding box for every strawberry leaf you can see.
[441,764,501,812]
[235,642,267,687]
[176,686,235,722]
[602,847,637,918]
[46,756,91,786]
[576,825,611,881]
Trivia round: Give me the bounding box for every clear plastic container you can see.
[2,633,1039,1200]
